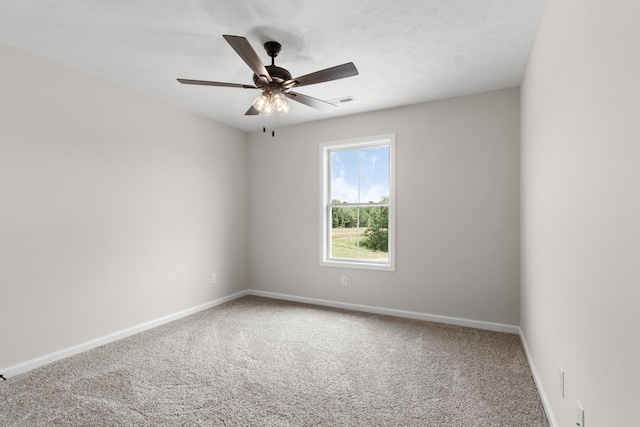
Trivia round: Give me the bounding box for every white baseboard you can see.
[1,290,249,379]
[519,328,558,427]
[247,289,520,334]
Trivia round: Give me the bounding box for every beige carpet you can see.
[0,296,548,426]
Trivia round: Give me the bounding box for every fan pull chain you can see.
[262,127,275,137]
[261,113,276,138]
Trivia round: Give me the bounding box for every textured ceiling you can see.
[0,0,546,132]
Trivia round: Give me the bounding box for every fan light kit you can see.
[252,89,290,115]
[178,35,358,118]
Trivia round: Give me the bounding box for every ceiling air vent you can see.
[328,96,355,105]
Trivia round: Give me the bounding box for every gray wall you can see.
[521,0,640,425]
[0,43,249,369]
[248,88,521,325]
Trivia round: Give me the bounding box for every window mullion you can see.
[330,202,388,208]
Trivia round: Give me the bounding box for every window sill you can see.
[320,258,395,272]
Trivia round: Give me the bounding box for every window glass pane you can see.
[359,146,389,203]
[331,206,361,258]
[330,149,359,203]
[331,206,389,261]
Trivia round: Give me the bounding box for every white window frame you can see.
[319,134,396,271]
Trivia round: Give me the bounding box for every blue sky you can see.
[330,146,389,203]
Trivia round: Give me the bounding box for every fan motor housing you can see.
[253,65,292,87]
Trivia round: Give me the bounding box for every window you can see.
[319,134,395,271]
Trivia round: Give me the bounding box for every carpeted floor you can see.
[0,296,548,426]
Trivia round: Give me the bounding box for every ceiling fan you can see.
[178,35,358,116]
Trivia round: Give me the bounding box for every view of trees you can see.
[363,203,388,252]
[331,197,389,252]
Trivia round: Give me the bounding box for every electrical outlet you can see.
[559,366,565,398]
[576,401,584,427]
[211,273,217,284]
[340,275,348,286]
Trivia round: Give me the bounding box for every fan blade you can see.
[291,62,358,87]
[285,91,336,112]
[223,35,272,83]
[177,78,258,89]
[245,105,260,115]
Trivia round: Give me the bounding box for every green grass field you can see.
[331,227,388,260]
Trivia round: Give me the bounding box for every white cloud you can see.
[331,175,358,202]
[362,184,385,203]
[367,154,378,171]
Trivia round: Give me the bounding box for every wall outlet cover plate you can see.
[576,401,584,427]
